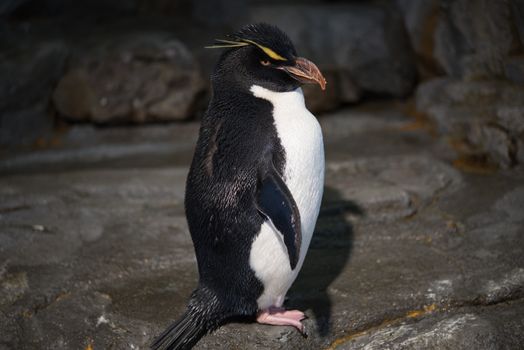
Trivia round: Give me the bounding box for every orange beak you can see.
[277,57,327,90]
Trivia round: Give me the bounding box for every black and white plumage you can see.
[151,23,326,350]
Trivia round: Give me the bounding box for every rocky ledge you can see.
[1,104,523,349]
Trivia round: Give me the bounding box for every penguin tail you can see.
[150,287,224,350]
[150,310,206,350]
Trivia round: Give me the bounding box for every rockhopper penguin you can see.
[151,23,326,350]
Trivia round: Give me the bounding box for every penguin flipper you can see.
[256,169,302,270]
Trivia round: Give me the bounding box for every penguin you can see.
[151,23,326,350]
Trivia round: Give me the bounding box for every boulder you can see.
[326,155,461,222]
[249,4,417,99]
[416,78,524,167]
[53,34,204,124]
[434,0,517,79]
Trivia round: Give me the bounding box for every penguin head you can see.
[208,23,326,93]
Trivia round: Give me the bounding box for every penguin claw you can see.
[301,326,308,338]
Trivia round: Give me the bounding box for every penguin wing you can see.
[256,168,302,270]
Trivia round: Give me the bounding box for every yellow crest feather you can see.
[204,38,288,62]
[242,39,287,61]
[205,39,249,49]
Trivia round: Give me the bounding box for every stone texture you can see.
[0,123,200,174]
[416,78,524,167]
[249,4,417,99]
[52,34,204,124]
[513,0,524,46]
[394,0,443,79]
[434,0,518,79]
[517,138,524,164]
[326,155,461,222]
[467,124,514,167]
[1,105,523,350]
[0,42,68,145]
[336,303,524,350]
[504,56,524,84]
[396,0,439,54]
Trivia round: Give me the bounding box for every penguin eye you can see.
[260,60,271,66]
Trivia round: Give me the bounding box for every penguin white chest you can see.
[249,85,325,309]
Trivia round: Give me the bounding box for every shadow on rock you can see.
[288,186,362,337]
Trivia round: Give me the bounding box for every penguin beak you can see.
[277,57,327,90]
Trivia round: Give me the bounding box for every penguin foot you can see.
[267,307,307,321]
[256,307,307,335]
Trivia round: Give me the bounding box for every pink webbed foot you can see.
[256,307,308,337]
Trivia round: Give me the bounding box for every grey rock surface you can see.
[52,34,204,123]
[434,0,518,79]
[396,0,439,54]
[1,104,523,349]
[416,77,524,167]
[337,302,524,350]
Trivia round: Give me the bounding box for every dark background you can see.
[1,0,523,170]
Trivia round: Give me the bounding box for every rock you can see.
[303,71,343,113]
[10,0,141,16]
[467,124,514,167]
[53,34,204,123]
[493,186,524,223]
[326,155,461,221]
[249,4,417,99]
[395,0,443,78]
[0,123,200,174]
[416,78,524,167]
[1,104,524,349]
[0,0,28,16]
[0,41,68,146]
[481,267,524,304]
[496,106,524,134]
[302,70,362,113]
[517,138,524,164]
[338,305,524,350]
[0,42,68,111]
[511,0,524,46]
[192,0,248,26]
[0,104,54,147]
[395,0,439,55]
[0,271,28,306]
[434,0,517,79]
[138,0,187,15]
[504,55,524,84]
[337,71,362,103]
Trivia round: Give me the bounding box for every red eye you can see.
[260,60,270,66]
